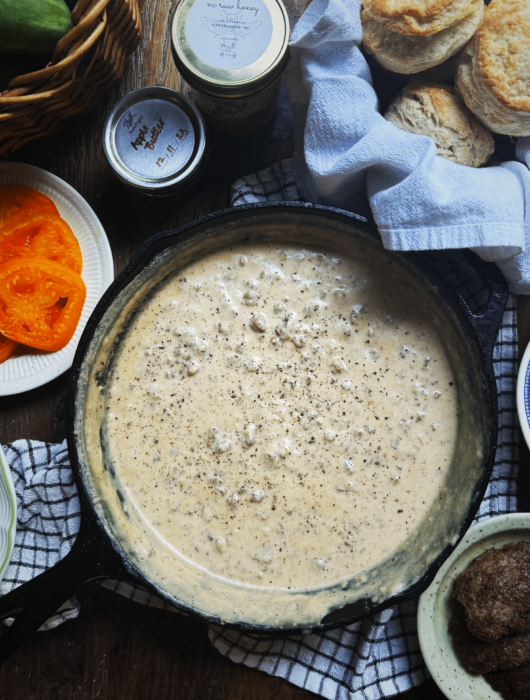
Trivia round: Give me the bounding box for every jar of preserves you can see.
[171,0,290,135]
[103,86,210,202]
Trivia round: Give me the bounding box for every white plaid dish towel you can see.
[0,162,519,698]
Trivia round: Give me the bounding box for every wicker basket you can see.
[0,0,145,157]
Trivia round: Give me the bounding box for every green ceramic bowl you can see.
[0,446,17,584]
[417,513,530,700]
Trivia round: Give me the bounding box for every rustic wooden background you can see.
[1,0,529,697]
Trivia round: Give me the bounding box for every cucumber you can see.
[0,0,72,54]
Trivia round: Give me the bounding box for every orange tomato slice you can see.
[0,185,59,229]
[0,214,83,273]
[0,257,86,352]
[0,333,17,363]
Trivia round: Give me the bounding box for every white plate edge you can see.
[516,340,530,451]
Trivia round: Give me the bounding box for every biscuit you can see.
[455,0,530,136]
[453,541,530,643]
[362,0,483,74]
[384,79,494,166]
[362,0,478,37]
[449,602,530,674]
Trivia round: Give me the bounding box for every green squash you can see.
[0,0,73,54]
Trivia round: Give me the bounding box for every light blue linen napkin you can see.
[284,0,530,293]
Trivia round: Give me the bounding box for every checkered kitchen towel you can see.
[0,160,519,697]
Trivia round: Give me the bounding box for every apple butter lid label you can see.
[104,87,208,194]
[186,0,273,71]
[115,98,195,180]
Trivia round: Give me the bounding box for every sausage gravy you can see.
[83,241,465,626]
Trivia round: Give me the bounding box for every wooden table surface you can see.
[1,0,530,698]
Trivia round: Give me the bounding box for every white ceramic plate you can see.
[417,513,530,700]
[517,340,530,452]
[0,446,17,583]
[0,162,114,396]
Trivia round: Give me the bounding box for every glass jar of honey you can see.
[171,0,290,135]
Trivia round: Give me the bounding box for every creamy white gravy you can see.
[85,242,460,625]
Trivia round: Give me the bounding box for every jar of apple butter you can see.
[103,86,209,202]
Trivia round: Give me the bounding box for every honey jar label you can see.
[186,0,273,71]
[115,99,195,179]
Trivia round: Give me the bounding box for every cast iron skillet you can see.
[0,202,508,663]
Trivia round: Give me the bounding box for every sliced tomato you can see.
[0,214,83,273]
[0,333,17,363]
[0,257,86,352]
[0,185,58,230]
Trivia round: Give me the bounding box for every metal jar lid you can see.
[171,0,290,99]
[103,86,208,195]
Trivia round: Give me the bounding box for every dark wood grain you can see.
[0,0,523,697]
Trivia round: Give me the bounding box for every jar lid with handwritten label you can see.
[102,86,209,201]
[170,0,290,134]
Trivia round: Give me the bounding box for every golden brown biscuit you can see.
[455,0,530,136]
[362,0,479,37]
[362,0,483,74]
[384,80,494,166]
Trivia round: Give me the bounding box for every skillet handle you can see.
[0,508,132,665]
[452,251,509,359]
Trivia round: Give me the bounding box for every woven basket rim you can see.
[0,0,145,157]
